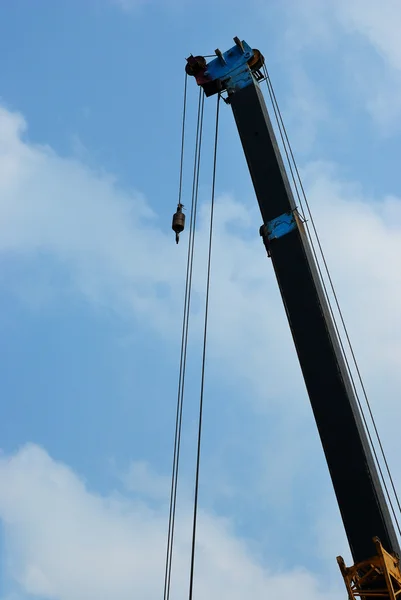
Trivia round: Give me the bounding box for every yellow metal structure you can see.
[337,537,401,600]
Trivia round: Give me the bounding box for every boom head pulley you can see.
[185,37,265,98]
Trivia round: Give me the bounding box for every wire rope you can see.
[188,93,221,600]
[163,83,205,600]
[263,64,401,535]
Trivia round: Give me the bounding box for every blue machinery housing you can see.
[186,37,400,572]
[202,40,255,93]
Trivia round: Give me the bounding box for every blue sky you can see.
[0,1,401,599]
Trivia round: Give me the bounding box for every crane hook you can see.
[172,203,185,244]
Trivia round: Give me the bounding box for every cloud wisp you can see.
[1,103,401,596]
[276,0,401,132]
[1,101,401,450]
[0,444,344,600]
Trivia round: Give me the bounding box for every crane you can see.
[183,37,401,600]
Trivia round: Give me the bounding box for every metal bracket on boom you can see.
[265,211,297,241]
[337,537,401,600]
[259,211,298,258]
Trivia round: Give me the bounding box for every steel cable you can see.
[188,93,220,600]
[263,64,401,536]
[164,83,205,600]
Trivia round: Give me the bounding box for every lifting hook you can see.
[172,203,185,244]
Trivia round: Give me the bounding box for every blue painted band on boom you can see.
[266,212,297,240]
[205,40,254,93]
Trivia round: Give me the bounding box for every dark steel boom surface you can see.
[186,38,400,569]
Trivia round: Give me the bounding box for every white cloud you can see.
[278,67,332,155]
[335,0,401,71]
[1,103,401,585]
[0,444,343,600]
[276,0,401,131]
[335,0,401,129]
[0,103,302,411]
[122,460,171,500]
[1,100,401,449]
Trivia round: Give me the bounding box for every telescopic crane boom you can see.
[185,38,401,600]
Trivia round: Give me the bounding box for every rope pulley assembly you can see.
[172,203,185,244]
